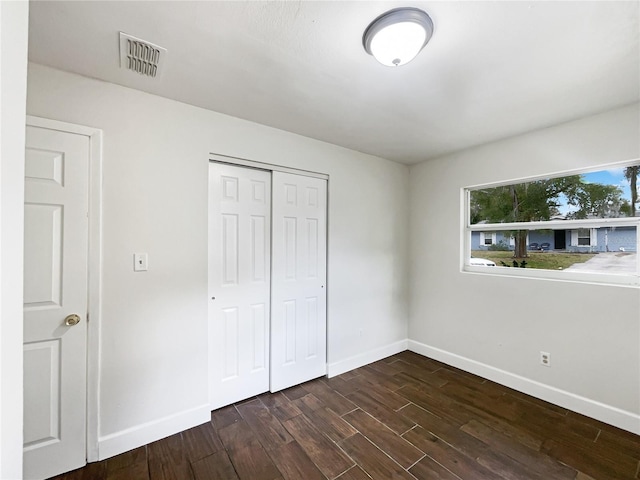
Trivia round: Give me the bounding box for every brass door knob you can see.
[64,314,81,326]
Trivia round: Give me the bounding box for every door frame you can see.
[210,153,328,180]
[209,153,330,390]
[25,116,103,463]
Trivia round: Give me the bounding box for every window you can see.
[574,228,595,246]
[464,161,640,285]
[577,229,591,246]
[479,232,496,246]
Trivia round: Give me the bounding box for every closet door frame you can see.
[210,153,328,181]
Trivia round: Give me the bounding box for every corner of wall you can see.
[0,1,29,478]
[327,339,408,378]
[408,340,640,435]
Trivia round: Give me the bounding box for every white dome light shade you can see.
[363,8,434,67]
[369,22,427,67]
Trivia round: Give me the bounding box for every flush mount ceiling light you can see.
[363,7,434,67]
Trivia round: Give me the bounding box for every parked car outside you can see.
[470,257,496,266]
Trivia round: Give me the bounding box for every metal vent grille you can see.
[119,32,166,78]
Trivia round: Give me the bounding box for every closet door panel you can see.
[271,172,327,392]
[209,163,271,409]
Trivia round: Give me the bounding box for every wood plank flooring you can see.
[51,352,640,480]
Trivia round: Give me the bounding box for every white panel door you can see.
[23,126,89,479]
[209,163,271,409]
[271,172,327,392]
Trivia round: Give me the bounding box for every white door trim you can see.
[26,115,103,463]
[210,153,329,180]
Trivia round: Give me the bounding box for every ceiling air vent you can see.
[119,32,166,78]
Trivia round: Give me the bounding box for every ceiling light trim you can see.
[363,7,434,67]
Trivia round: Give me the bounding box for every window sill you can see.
[462,264,640,287]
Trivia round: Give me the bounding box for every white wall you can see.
[26,63,409,459]
[0,2,28,478]
[409,103,640,433]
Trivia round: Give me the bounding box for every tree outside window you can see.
[470,164,639,258]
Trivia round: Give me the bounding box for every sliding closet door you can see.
[271,172,327,392]
[209,163,271,409]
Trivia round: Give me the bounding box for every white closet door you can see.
[271,172,327,392]
[209,163,271,409]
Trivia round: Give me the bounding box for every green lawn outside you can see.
[472,250,597,270]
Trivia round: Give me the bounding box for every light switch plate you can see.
[134,253,148,272]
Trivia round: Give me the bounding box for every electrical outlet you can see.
[540,351,551,367]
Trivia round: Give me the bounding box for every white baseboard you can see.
[408,340,640,435]
[97,404,211,460]
[327,339,408,378]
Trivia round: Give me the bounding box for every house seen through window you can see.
[465,162,640,285]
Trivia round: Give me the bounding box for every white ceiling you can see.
[28,1,640,164]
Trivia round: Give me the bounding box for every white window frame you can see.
[463,160,640,287]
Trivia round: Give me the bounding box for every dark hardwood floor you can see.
[51,352,640,480]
